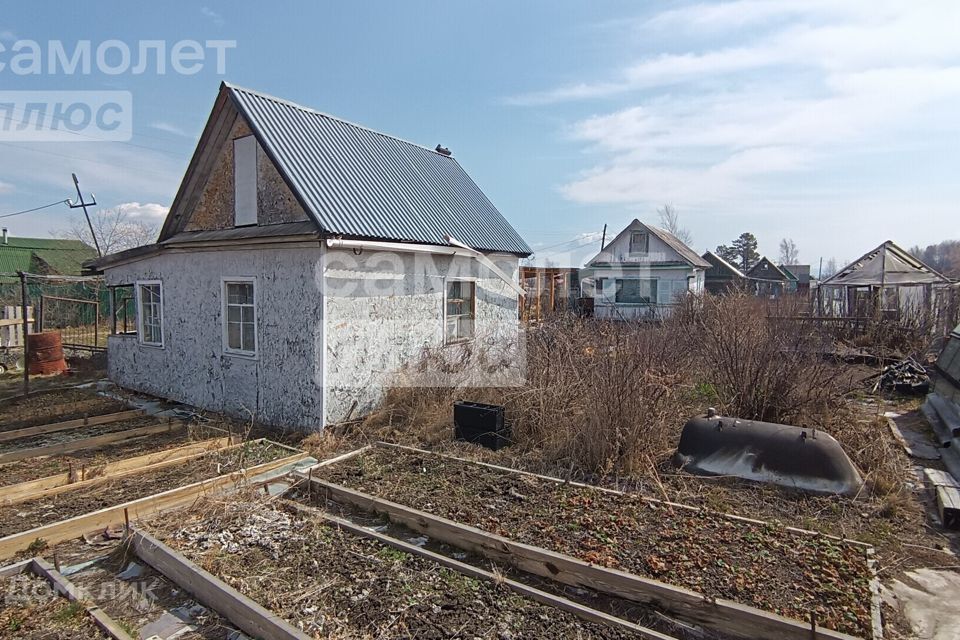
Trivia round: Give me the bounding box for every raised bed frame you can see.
[0,409,143,443]
[299,443,882,640]
[0,434,239,505]
[0,438,307,560]
[0,418,185,464]
[0,556,133,639]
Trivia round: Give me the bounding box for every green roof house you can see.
[0,229,98,278]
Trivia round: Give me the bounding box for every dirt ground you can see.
[317,446,875,638]
[0,388,126,432]
[69,545,235,639]
[0,425,231,487]
[145,494,638,640]
[0,441,290,537]
[0,571,107,639]
[0,415,162,455]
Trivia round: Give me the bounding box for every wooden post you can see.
[37,295,44,333]
[94,300,100,349]
[18,271,29,396]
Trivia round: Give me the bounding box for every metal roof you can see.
[225,83,532,256]
[0,237,97,276]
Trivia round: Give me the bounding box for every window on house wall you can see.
[233,135,258,227]
[223,279,256,356]
[629,231,649,255]
[109,285,136,335]
[445,279,475,343]
[615,278,657,304]
[136,281,163,346]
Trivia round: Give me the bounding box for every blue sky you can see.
[1,1,958,271]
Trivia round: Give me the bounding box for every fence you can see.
[0,271,107,394]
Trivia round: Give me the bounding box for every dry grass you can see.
[348,293,906,498]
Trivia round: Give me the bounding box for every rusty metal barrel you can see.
[26,331,68,375]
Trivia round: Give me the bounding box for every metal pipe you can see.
[17,271,29,396]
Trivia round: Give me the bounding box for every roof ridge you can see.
[223,81,456,160]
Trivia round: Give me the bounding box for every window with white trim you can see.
[445,279,475,343]
[223,280,256,355]
[136,281,163,346]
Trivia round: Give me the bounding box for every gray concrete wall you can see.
[105,244,325,430]
[322,248,521,424]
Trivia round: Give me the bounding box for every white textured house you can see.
[581,220,708,319]
[88,82,531,430]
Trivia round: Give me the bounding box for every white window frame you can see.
[629,231,649,255]
[135,280,164,348]
[444,277,476,344]
[221,276,258,358]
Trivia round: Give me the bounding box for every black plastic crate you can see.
[454,401,511,451]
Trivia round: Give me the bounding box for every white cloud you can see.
[149,121,189,137]
[201,7,224,26]
[0,181,13,194]
[117,202,169,220]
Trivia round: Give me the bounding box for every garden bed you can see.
[316,445,876,638]
[0,389,126,433]
[0,415,160,454]
[0,441,292,538]
[0,425,227,488]
[0,571,109,639]
[69,548,235,639]
[143,495,643,639]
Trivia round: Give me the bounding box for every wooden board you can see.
[0,420,185,464]
[374,441,874,549]
[130,530,310,640]
[287,500,677,640]
[0,435,237,505]
[31,558,135,640]
[0,444,308,560]
[0,409,144,444]
[300,474,862,640]
[0,555,133,639]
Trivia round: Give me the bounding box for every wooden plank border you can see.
[299,474,863,640]
[0,555,133,639]
[0,442,308,560]
[374,442,874,550]
[129,530,311,640]
[0,410,144,443]
[304,444,372,470]
[0,420,185,464]
[285,500,678,640]
[0,435,238,505]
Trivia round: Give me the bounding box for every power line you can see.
[0,199,69,219]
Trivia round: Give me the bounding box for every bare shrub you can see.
[356,318,696,476]
[673,293,850,424]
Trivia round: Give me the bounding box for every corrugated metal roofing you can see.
[225,83,532,256]
[821,241,954,287]
[0,237,97,276]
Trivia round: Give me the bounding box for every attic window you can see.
[234,135,258,227]
[629,232,649,255]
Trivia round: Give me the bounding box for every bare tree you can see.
[657,204,693,246]
[58,206,158,255]
[778,238,799,265]
[822,257,839,279]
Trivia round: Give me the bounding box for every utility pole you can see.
[68,173,100,257]
[600,223,607,250]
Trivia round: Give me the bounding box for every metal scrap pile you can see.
[872,357,930,394]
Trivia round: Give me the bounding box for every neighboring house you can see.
[746,257,791,298]
[88,82,531,430]
[0,229,97,280]
[818,240,957,321]
[580,220,708,319]
[781,264,812,296]
[702,250,748,294]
